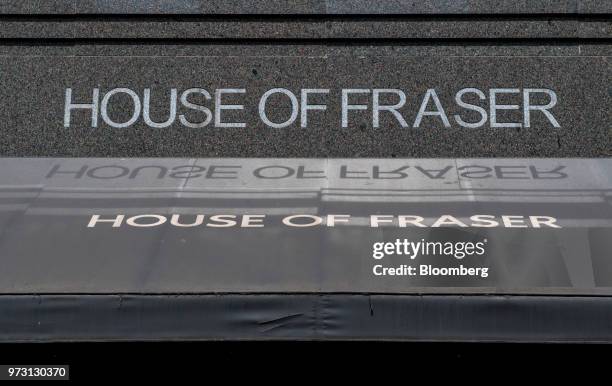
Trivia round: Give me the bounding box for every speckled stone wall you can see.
[0,1,610,157]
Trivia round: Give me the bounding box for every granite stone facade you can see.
[0,1,610,157]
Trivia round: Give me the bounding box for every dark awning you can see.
[1,158,611,342]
